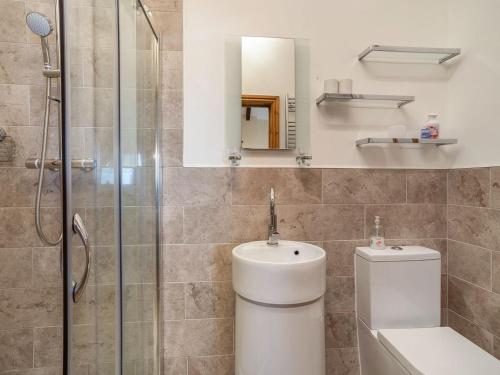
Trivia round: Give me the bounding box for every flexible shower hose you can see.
[35,75,62,246]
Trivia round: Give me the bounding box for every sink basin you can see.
[232,240,326,305]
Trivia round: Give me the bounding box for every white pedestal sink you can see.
[233,240,326,375]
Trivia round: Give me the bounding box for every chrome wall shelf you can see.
[356,138,458,147]
[316,93,414,108]
[358,45,461,64]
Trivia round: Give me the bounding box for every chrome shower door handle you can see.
[72,213,91,303]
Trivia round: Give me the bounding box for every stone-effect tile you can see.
[163,129,183,167]
[34,327,62,368]
[151,11,182,51]
[495,336,500,360]
[147,0,181,12]
[0,288,62,329]
[407,170,447,204]
[0,328,33,371]
[326,348,360,375]
[232,168,322,205]
[164,168,231,206]
[448,205,500,251]
[365,205,446,239]
[163,356,187,375]
[448,310,494,354]
[448,240,492,289]
[491,167,500,209]
[324,241,367,277]
[493,252,500,294]
[278,205,364,241]
[448,168,490,207]
[164,319,233,357]
[325,312,357,349]
[185,282,235,319]
[325,277,355,313]
[162,90,183,129]
[448,276,500,336]
[0,0,27,43]
[441,274,448,308]
[188,355,234,375]
[163,244,232,282]
[0,84,29,126]
[0,248,32,288]
[0,43,29,84]
[163,283,185,320]
[162,206,184,244]
[323,169,405,204]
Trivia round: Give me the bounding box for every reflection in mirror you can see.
[241,37,295,150]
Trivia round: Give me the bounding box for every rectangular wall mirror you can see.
[241,36,297,150]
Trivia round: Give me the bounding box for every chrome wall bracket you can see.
[228,151,242,167]
[296,152,312,167]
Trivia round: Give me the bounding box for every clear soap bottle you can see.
[369,216,385,250]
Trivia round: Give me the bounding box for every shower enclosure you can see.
[22,0,162,374]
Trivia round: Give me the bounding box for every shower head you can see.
[26,12,54,68]
[26,12,53,37]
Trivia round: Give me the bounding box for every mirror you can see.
[241,36,296,150]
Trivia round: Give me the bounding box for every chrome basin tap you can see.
[268,187,280,245]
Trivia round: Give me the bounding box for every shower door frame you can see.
[58,0,162,373]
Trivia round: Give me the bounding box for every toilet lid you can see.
[378,327,500,375]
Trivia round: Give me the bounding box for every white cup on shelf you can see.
[339,78,353,94]
[324,79,339,93]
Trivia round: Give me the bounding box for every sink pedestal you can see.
[232,241,326,375]
[235,295,325,375]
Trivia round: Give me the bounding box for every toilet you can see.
[355,246,500,375]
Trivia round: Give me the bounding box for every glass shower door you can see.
[59,0,160,374]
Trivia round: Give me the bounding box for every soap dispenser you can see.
[369,216,385,250]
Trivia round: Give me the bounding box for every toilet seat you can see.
[377,327,500,375]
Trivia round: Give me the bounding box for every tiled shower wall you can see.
[447,168,500,359]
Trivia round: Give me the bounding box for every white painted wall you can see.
[184,0,498,168]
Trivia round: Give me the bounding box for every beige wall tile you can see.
[0,328,33,372]
[325,312,357,349]
[325,277,355,314]
[162,90,183,129]
[326,348,360,375]
[493,252,500,294]
[163,356,187,375]
[448,276,500,336]
[441,274,448,308]
[29,85,59,127]
[147,0,181,12]
[0,288,62,329]
[0,84,29,126]
[162,206,184,244]
[151,12,182,51]
[407,170,447,204]
[0,43,29,84]
[163,244,232,282]
[0,248,32,288]
[164,168,231,206]
[188,355,234,375]
[162,129,183,167]
[185,282,235,319]
[448,310,494,354]
[448,240,492,289]
[323,169,405,204]
[0,0,27,43]
[494,336,500,360]
[448,205,500,251]
[232,168,322,205]
[491,167,500,209]
[164,319,233,357]
[324,240,367,277]
[366,204,446,239]
[448,168,490,207]
[183,206,230,243]
[34,327,62,368]
[163,283,185,320]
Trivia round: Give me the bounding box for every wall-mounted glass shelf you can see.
[356,137,458,147]
[358,45,461,64]
[316,93,414,108]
